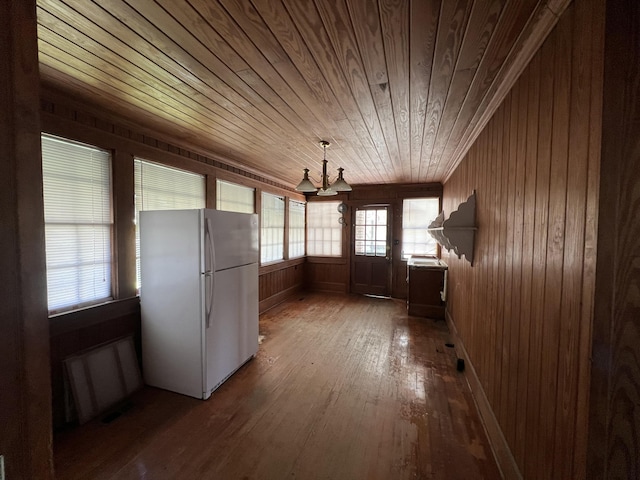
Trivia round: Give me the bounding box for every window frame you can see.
[354,206,388,257]
[260,192,285,264]
[288,199,306,259]
[306,200,343,258]
[401,197,440,260]
[216,178,255,214]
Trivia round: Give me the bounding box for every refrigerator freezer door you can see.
[140,210,205,399]
[204,262,259,398]
[204,209,258,271]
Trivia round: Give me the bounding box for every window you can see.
[307,201,342,256]
[41,134,113,313]
[260,193,285,263]
[354,207,388,256]
[216,179,255,213]
[402,198,440,259]
[135,159,205,288]
[288,200,306,258]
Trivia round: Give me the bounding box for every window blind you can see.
[134,159,205,289]
[41,134,113,313]
[216,179,255,213]
[260,192,285,263]
[307,201,341,256]
[401,198,440,259]
[288,200,306,258]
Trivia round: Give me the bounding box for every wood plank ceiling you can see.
[36,0,568,189]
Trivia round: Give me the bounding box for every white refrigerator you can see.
[139,208,259,399]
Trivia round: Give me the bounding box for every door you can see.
[140,210,204,399]
[350,206,392,296]
[204,262,258,398]
[204,209,259,271]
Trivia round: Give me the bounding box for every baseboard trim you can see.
[445,310,522,480]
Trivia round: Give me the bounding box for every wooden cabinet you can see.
[407,257,447,319]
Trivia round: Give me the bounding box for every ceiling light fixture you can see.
[295,140,352,196]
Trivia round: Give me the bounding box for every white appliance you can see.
[139,209,259,399]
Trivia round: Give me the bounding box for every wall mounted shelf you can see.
[427,190,477,265]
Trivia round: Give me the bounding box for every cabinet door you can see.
[407,267,445,318]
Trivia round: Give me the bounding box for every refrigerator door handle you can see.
[205,218,216,328]
[204,271,214,328]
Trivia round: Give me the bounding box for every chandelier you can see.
[295,140,352,196]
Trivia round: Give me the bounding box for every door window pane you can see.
[354,207,387,257]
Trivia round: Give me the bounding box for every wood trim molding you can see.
[49,297,141,337]
[1,1,53,477]
[444,0,572,182]
[347,182,443,201]
[446,310,522,480]
[305,257,348,265]
[259,257,305,275]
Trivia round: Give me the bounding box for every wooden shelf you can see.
[428,190,477,265]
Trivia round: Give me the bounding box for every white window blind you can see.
[134,159,205,289]
[307,201,342,256]
[41,134,113,313]
[402,198,440,259]
[260,192,285,263]
[288,200,306,258]
[216,179,255,213]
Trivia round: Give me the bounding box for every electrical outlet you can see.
[0,454,5,480]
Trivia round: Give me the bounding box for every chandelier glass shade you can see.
[295,141,352,195]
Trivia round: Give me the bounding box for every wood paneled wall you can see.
[259,259,306,313]
[588,0,640,477]
[442,1,604,478]
[0,1,53,478]
[306,259,350,293]
[40,86,306,428]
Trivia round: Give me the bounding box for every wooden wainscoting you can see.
[442,0,604,478]
[305,257,349,293]
[54,293,500,480]
[259,258,306,313]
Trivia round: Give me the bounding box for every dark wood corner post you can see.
[588,0,640,478]
[0,1,54,479]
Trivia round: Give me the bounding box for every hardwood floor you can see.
[54,293,500,480]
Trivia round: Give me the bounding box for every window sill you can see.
[401,255,438,262]
[259,257,305,275]
[49,297,140,337]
